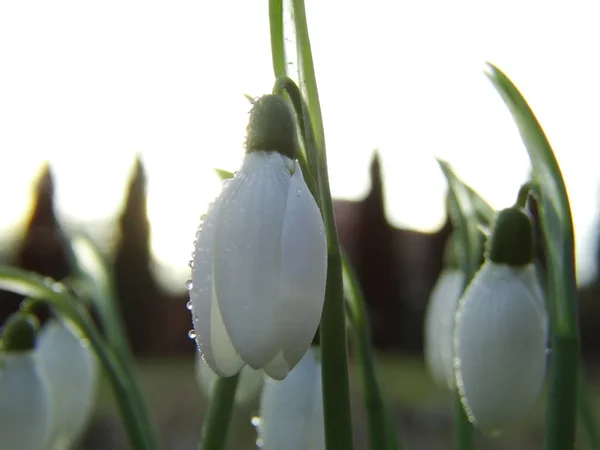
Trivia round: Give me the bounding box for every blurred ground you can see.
[78,355,600,450]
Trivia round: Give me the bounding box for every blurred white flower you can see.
[0,351,51,450]
[195,352,263,404]
[424,268,464,389]
[37,318,99,449]
[189,147,327,381]
[454,262,548,433]
[256,349,324,450]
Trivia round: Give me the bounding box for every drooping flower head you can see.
[0,313,52,450]
[37,318,99,449]
[454,206,549,433]
[189,94,327,380]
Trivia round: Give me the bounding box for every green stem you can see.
[0,267,156,450]
[69,236,157,444]
[342,254,401,450]
[515,181,537,208]
[453,392,475,450]
[545,335,579,450]
[198,374,240,450]
[268,0,285,79]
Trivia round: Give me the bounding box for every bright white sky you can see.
[0,1,599,289]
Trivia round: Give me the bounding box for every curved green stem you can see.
[0,267,156,450]
[69,236,155,442]
[198,374,240,450]
[342,254,401,450]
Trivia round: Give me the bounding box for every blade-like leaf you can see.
[484,62,579,450]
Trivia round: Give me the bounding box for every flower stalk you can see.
[198,373,240,450]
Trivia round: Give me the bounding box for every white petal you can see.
[213,152,291,367]
[190,190,244,377]
[0,353,51,450]
[424,269,464,389]
[264,352,291,381]
[37,319,99,448]
[454,262,549,432]
[278,161,327,370]
[259,350,324,450]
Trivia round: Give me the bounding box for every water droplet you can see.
[188,260,195,268]
[251,416,263,428]
[186,300,193,311]
[186,279,194,290]
[188,329,197,339]
[296,189,301,198]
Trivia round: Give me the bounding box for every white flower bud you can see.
[195,352,263,404]
[189,150,327,381]
[454,262,548,433]
[0,352,51,450]
[424,268,465,389]
[37,318,99,449]
[256,349,324,450]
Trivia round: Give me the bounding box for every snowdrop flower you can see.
[189,95,327,380]
[256,348,324,450]
[424,267,465,389]
[37,318,99,449]
[454,206,549,433]
[195,351,263,404]
[0,313,51,450]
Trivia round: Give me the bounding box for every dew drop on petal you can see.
[251,416,263,428]
[188,260,195,268]
[186,279,193,290]
[186,300,193,311]
[188,329,197,339]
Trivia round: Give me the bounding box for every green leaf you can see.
[437,159,485,281]
[484,62,579,450]
[70,235,128,353]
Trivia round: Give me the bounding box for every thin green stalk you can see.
[320,248,354,450]
[342,254,401,450]
[269,1,354,448]
[578,368,600,450]
[453,393,475,450]
[198,374,240,450]
[268,0,285,79]
[0,267,156,450]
